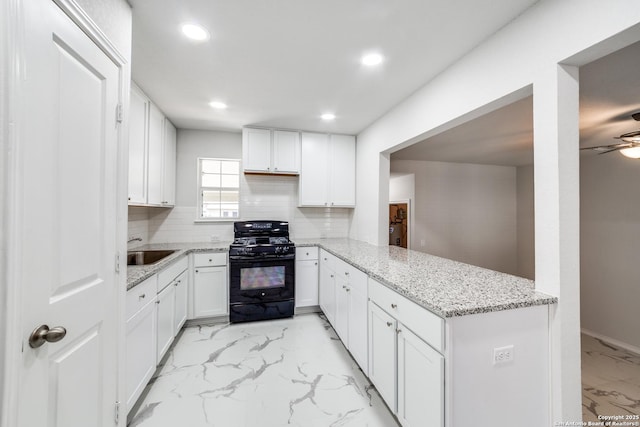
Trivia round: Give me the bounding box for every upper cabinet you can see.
[299,132,356,208]
[128,82,177,207]
[242,128,300,174]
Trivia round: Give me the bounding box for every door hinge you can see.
[114,401,120,424]
[116,103,123,124]
[115,252,120,274]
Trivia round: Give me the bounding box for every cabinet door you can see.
[128,84,148,204]
[173,270,188,335]
[299,132,329,206]
[242,128,272,172]
[369,302,397,412]
[329,134,356,207]
[348,271,369,375]
[272,130,300,174]
[162,118,177,206]
[156,283,175,362]
[318,261,336,324]
[147,102,164,205]
[334,276,349,343]
[193,266,228,318]
[295,259,318,308]
[125,298,156,410]
[397,325,444,427]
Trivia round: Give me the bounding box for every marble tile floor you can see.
[128,313,399,427]
[582,333,640,421]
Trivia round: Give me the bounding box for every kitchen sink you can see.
[127,250,176,266]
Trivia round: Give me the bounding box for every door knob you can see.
[29,325,67,348]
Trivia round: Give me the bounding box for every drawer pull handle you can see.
[306,252,309,256]
[209,259,212,262]
[396,329,402,334]
[314,262,318,266]
[386,321,393,327]
[344,272,349,276]
[342,285,347,289]
[139,293,146,299]
[346,288,350,292]
[391,303,397,309]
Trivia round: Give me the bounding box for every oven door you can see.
[229,255,295,304]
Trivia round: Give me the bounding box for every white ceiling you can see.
[392,40,640,166]
[129,0,540,134]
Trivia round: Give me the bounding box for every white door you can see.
[147,102,164,205]
[156,283,176,361]
[242,128,272,172]
[18,1,121,426]
[193,266,228,318]
[162,119,177,206]
[347,273,369,375]
[318,262,336,324]
[397,325,444,427]
[299,132,329,206]
[368,302,397,412]
[329,134,356,207]
[173,270,188,334]
[294,259,319,308]
[128,84,149,204]
[272,130,300,173]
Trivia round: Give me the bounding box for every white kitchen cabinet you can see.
[173,269,188,335]
[397,325,444,427]
[318,250,336,324]
[128,81,176,207]
[193,266,228,318]
[242,128,300,174]
[162,119,177,206]
[295,247,319,308]
[156,280,175,362]
[347,268,369,373]
[147,102,164,205]
[125,276,157,412]
[128,84,148,204]
[368,278,444,427]
[299,132,355,207]
[368,301,397,411]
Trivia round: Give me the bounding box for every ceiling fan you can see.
[581,112,640,158]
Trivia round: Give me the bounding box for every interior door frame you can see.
[0,1,130,426]
[389,199,411,249]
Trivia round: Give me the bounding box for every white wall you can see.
[517,165,535,279]
[391,160,519,276]
[352,0,640,422]
[580,153,640,350]
[129,129,352,243]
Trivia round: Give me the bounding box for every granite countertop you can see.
[126,242,230,290]
[295,238,556,318]
[127,238,557,318]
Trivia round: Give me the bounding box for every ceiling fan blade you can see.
[579,142,633,151]
[595,146,626,155]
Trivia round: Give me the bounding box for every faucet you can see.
[128,237,143,243]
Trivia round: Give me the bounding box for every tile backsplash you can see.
[128,174,352,245]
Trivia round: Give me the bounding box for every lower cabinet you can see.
[193,266,228,318]
[397,325,444,427]
[173,269,188,333]
[319,250,369,374]
[368,278,445,427]
[156,281,175,361]
[295,247,319,308]
[318,251,336,323]
[125,276,157,411]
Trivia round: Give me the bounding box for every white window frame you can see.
[195,157,241,222]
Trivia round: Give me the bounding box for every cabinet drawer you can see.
[126,275,157,321]
[157,255,188,292]
[369,278,444,353]
[319,249,335,271]
[193,252,227,267]
[296,246,318,261]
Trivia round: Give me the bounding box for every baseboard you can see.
[581,328,640,355]
[295,305,321,315]
[185,316,229,327]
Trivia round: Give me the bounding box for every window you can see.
[197,158,240,220]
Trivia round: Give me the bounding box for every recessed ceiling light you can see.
[181,23,210,41]
[209,101,227,109]
[361,53,384,66]
[321,113,336,121]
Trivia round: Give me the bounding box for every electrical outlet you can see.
[493,345,514,365]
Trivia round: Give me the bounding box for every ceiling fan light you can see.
[619,146,640,159]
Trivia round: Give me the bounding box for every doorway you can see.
[389,201,410,248]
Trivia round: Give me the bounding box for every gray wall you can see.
[391,159,520,276]
[517,165,535,279]
[580,153,640,350]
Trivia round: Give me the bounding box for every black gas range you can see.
[228,221,295,323]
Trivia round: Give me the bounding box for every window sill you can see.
[193,219,238,224]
